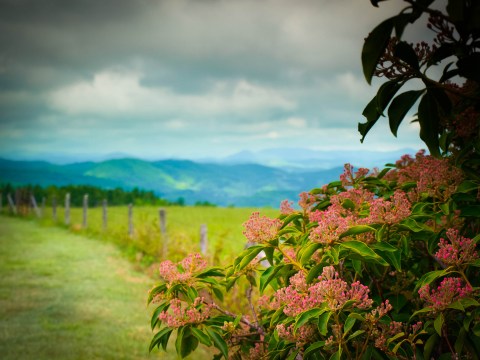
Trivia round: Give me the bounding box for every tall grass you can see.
[24,205,278,265]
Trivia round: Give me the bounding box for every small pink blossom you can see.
[158,253,207,284]
[418,277,473,311]
[243,212,282,243]
[309,208,351,245]
[280,199,295,215]
[435,228,478,267]
[158,297,212,328]
[367,190,411,224]
[271,267,373,315]
[298,191,317,213]
[340,163,369,187]
[276,323,316,347]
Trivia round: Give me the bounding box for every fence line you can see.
[0,191,210,257]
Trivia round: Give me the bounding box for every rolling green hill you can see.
[0,158,343,207]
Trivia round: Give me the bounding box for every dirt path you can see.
[0,216,171,359]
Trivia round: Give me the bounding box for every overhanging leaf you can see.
[394,41,420,70]
[362,18,394,84]
[388,90,424,136]
[418,92,441,157]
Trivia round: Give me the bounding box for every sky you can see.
[0,0,427,163]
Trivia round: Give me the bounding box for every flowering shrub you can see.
[148,1,480,358]
[148,152,480,359]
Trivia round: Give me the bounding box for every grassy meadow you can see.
[0,216,214,359]
[26,205,279,266]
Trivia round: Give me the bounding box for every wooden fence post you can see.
[159,208,167,256]
[41,197,46,218]
[82,194,88,229]
[0,193,2,213]
[128,203,133,236]
[30,194,41,218]
[7,193,17,214]
[52,196,57,222]
[65,193,70,226]
[15,189,20,214]
[102,199,107,231]
[200,224,208,255]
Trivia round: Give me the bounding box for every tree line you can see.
[0,183,191,207]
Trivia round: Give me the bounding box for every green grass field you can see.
[30,205,279,265]
[0,216,212,359]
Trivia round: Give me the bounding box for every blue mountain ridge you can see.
[0,157,345,207]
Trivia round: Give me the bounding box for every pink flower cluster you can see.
[276,323,316,347]
[280,200,295,215]
[158,297,212,328]
[158,253,207,284]
[308,208,351,245]
[243,212,282,243]
[298,191,317,213]
[435,228,478,267]
[271,267,373,316]
[340,164,370,187]
[392,150,463,200]
[368,190,411,224]
[418,277,473,311]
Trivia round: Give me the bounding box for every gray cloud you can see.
[0,0,426,161]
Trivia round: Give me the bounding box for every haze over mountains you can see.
[0,148,416,207]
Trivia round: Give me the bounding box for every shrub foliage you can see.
[148,1,480,358]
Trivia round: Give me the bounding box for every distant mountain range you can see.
[0,158,344,207]
[0,148,415,207]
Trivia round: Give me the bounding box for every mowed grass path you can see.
[0,216,207,359]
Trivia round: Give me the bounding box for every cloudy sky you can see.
[0,0,426,163]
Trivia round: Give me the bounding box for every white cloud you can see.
[48,69,295,117]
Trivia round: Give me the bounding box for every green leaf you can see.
[194,267,224,278]
[180,331,199,359]
[175,326,185,357]
[410,307,434,319]
[191,327,212,346]
[371,241,398,252]
[359,80,403,142]
[264,246,275,265]
[303,341,326,360]
[460,206,480,217]
[387,331,405,345]
[394,41,420,70]
[424,333,439,360]
[205,328,228,359]
[295,307,327,332]
[151,302,170,329]
[388,90,424,136]
[329,349,342,360]
[379,249,402,271]
[147,284,167,304]
[149,327,173,352]
[343,315,356,336]
[299,243,323,265]
[260,265,283,293]
[418,92,440,157]
[340,240,388,266]
[306,263,325,283]
[236,246,264,271]
[414,269,449,291]
[340,225,376,238]
[362,18,394,84]
[347,330,365,341]
[434,313,444,336]
[317,311,332,336]
[280,213,303,229]
[456,180,479,193]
